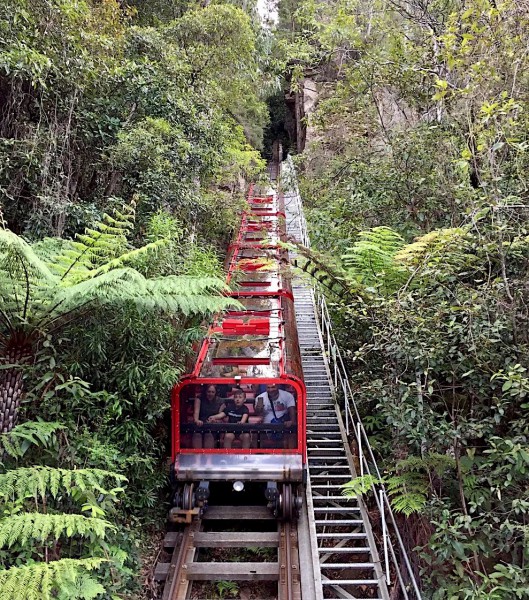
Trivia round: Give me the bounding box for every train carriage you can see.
[170,185,306,522]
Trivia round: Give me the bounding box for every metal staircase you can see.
[281,157,423,600]
[285,205,389,600]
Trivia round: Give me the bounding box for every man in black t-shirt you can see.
[210,388,250,449]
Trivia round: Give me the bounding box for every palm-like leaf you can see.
[0,209,237,336]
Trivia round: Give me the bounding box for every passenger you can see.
[254,383,296,448]
[192,385,225,449]
[210,388,251,449]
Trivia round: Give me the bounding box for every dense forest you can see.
[1,0,528,598]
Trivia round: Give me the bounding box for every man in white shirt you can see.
[254,384,296,447]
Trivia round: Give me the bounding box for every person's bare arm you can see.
[207,404,226,422]
[254,397,264,415]
[193,398,202,425]
[284,405,296,427]
[241,412,249,424]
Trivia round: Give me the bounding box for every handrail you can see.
[281,156,423,600]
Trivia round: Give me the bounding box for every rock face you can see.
[285,77,319,153]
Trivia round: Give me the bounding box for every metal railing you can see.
[282,157,423,600]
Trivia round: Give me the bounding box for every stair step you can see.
[321,563,375,569]
[317,532,367,539]
[315,519,363,526]
[313,507,360,513]
[319,547,371,554]
[311,475,352,479]
[312,496,354,502]
[308,453,347,459]
[309,465,350,471]
[322,579,379,586]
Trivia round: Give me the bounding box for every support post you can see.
[342,380,349,436]
[358,422,364,479]
[380,490,390,586]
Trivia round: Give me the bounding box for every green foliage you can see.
[0,0,268,597]
[215,580,240,599]
[342,226,406,288]
[0,557,106,600]
[288,3,529,589]
[0,0,266,237]
[0,513,113,548]
[0,421,64,459]
[0,422,131,598]
[0,466,126,505]
[341,474,381,497]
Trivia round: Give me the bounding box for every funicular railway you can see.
[155,159,422,600]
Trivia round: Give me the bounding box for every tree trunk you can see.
[0,335,33,434]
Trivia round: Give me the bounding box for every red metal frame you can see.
[171,183,306,467]
[171,376,306,458]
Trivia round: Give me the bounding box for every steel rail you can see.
[159,511,304,600]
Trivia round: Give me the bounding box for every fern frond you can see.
[342,226,406,288]
[0,421,64,458]
[0,231,58,316]
[53,270,240,317]
[50,200,137,281]
[341,474,381,497]
[0,558,106,600]
[394,227,470,268]
[386,471,428,516]
[0,467,126,504]
[389,492,427,516]
[0,513,113,548]
[290,243,363,301]
[86,239,167,277]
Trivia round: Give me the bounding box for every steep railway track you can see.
[154,154,421,600]
[156,505,302,600]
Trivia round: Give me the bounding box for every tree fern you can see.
[0,467,126,504]
[0,513,113,548]
[0,202,239,433]
[0,557,106,600]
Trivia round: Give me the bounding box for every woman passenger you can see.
[192,385,225,449]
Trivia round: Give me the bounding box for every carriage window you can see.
[177,383,299,451]
[199,336,281,378]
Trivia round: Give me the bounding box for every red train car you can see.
[170,185,306,522]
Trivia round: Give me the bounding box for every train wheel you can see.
[172,487,183,508]
[278,484,300,521]
[182,483,195,510]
